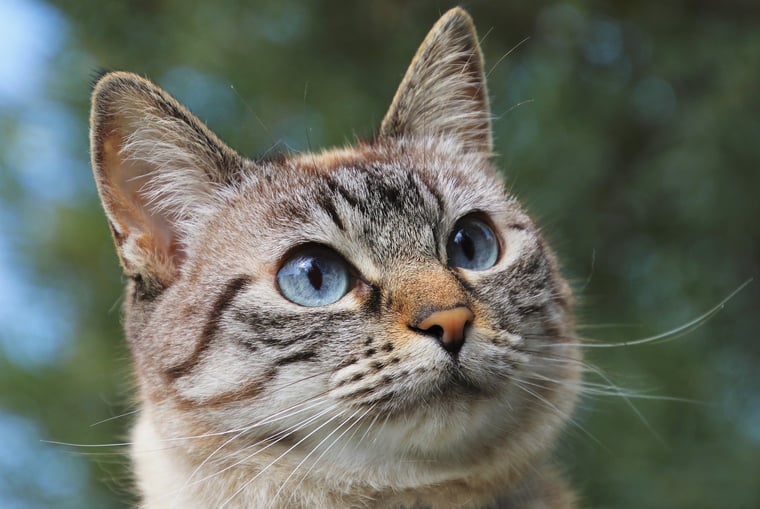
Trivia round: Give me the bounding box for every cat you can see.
[90,7,581,509]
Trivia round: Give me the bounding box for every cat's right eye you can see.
[276,246,351,307]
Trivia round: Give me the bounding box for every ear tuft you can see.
[380,8,492,154]
[90,72,243,287]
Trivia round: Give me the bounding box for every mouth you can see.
[440,363,490,395]
[352,365,491,420]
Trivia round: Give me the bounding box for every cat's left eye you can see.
[446,216,499,271]
[276,246,351,307]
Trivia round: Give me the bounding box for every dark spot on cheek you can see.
[351,373,365,382]
[381,342,394,352]
[364,336,374,346]
[365,348,376,357]
[390,357,401,364]
[371,361,385,371]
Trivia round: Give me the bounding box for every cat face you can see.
[91,7,579,489]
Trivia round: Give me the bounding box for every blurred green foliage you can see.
[0,0,758,507]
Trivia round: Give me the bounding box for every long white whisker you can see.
[89,409,140,427]
[220,409,345,508]
[169,396,330,508]
[512,378,607,451]
[269,405,372,508]
[583,362,666,445]
[194,403,337,489]
[50,399,326,454]
[532,280,751,350]
[285,404,377,507]
[146,402,340,509]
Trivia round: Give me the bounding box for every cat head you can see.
[91,8,579,488]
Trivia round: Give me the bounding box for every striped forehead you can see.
[332,164,445,248]
[324,163,444,258]
[266,160,447,265]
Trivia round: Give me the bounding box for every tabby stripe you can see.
[326,176,360,209]
[317,194,345,231]
[259,330,321,348]
[165,276,251,380]
[409,172,445,258]
[234,310,357,348]
[275,349,318,366]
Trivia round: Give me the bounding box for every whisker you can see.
[285,405,377,507]
[269,405,372,508]
[44,439,135,449]
[192,402,337,485]
[89,409,140,427]
[55,374,342,453]
[576,323,639,330]
[219,408,346,508]
[511,378,608,451]
[534,279,752,349]
[525,351,667,445]
[579,248,596,293]
[582,362,666,445]
[532,370,704,404]
[169,395,330,508]
[354,405,384,450]
[153,403,342,509]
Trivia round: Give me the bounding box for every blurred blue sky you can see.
[0,0,93,506]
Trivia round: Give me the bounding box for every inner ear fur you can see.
[380,7,492,155]
[90,72,243,286]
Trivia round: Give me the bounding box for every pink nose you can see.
[415,306,474,354]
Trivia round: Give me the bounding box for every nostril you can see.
[421,324,444,340]
[412,306,474,355]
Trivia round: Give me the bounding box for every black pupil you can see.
[458,230,475,261]
[307,260,323,290]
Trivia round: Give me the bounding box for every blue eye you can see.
[277,247,351,307]
[447,217,499,270]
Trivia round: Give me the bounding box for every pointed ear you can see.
[380,8,492,154]
[90,72,243,288]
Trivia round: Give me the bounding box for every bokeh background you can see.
[1,0,758,507]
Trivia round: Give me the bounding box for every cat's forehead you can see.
[220,142,525,271]
[278,141,513,219]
